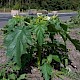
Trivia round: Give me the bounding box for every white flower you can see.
[47,16,50,20]
[13,15,16,17]
[44,16,50,20]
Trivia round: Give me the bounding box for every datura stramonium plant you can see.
[3,15,80,80]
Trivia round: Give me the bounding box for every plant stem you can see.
[37,45,41,67]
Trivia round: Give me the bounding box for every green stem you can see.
[37,45,41,67]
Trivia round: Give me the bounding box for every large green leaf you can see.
[4,25,32,67]
[41,63,53,80]
[4,16,24,33]
[33,17,47,46]
[36,27,44,46]
[48,16,62,32]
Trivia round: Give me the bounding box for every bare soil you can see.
[67,28,80,72]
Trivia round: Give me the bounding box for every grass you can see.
[0,8,77,13]
[0,29,4,49]
[58,10,77,13]
[65,71,80,80]
[0,8,11,12]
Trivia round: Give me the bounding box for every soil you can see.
[0,28,80,80]
[0,31,6,64]
[67,28,80,72]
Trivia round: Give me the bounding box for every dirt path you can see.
[67,28,80,72]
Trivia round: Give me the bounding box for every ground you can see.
[67,28,80,72]
[0,27,80,80]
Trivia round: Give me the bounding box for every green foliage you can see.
[3,15,80,80]
[4,16,32,67]
[32,16,47,46]
[41,63,53,80]
[13,2,21,10]
[1,0,80,10]
[0,62,27,80]
[65,72,80,80]
[47,54,53,63]
[68,10,80,28]
[41,54,61,80]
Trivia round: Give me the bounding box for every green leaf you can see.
[41,63,53,80]
[53,55,61,62]
[59,24,68,42]
[33,18,47,46]
[4,23,32,67]
[8,74,16,80]
[55,21,61,31]
[17,74,27,80]
[2,77,8,80]
[37,27,44,46]
[42,59,46,64]
[12,65,20,71]
[47,54,53,63]
[60,23,68,31]
[60,32,67,42]
[47,23,57,32]
[48,16,62,32]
